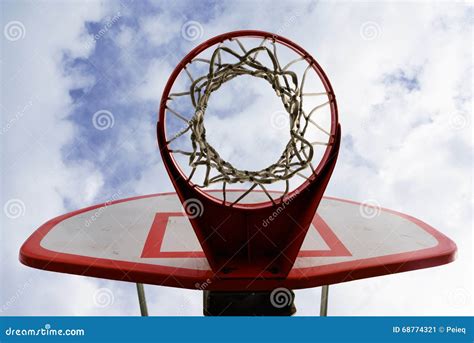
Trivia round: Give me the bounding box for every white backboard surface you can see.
[20,192,456,290]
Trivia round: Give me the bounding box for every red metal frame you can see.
[19,193,457,291]
[157,30,341,279]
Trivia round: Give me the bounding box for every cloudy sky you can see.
[1,0,472,316]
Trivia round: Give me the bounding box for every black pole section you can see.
[203,290,296,316]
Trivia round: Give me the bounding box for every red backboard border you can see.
[19,193,457,291]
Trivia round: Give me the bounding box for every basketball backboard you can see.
[20,190,456,291]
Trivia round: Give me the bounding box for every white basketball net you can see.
[165,37,333,203]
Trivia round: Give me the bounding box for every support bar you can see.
[136,283,149,316]
[320,285,329,316]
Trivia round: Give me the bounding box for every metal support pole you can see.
[203,290,296,316]
[319,285,329,316]
[136,283,148,316]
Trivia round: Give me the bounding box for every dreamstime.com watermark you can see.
[182,198,204,219]
[273,11,301,38]
[3,198,26,219]
[181,20,204,41]
[84,191,123,227]
[270,110,289,130]
[262,190,300,228]
[448,112,468,130]
[447,287,471,308]
[85,12,122,49]
[195,278,212,290]
[93,288,115,308]
[270,287,294,308]
[359,199,382,219]
[3,20,26,41]
[4,324,85,337]
[92,109,115,130]
[0,278,33,314]
[0,99,34,136]
[360,21,382,41]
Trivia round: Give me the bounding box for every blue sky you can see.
[1,0,472,316]
[59,0,235,201]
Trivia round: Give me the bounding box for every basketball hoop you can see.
[157,30,341,278]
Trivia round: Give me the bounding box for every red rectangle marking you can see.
[141,212,351,258]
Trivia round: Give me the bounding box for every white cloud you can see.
[133,57,174,102]
[140,12,180,47]
[116,26,135,49]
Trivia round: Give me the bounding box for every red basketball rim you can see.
[157,30,339,209]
